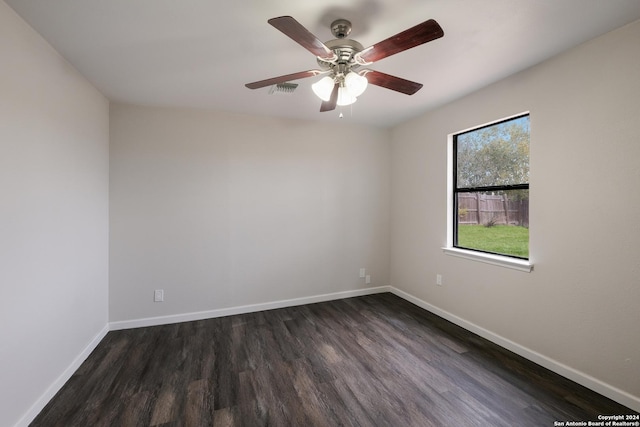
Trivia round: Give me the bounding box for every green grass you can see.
[457,224,529,258]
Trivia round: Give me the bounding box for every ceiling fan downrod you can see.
[330,19,352,39]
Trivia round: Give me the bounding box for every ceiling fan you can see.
[245,16,444,112]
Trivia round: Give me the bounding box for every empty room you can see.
[1,1,639,426]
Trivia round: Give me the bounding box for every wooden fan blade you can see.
[355,19,443,64]
[362,70,423,95]
[245,70,324,89]
[268,16,337,61]
[320,83,339,112]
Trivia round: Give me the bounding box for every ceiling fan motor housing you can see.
[316,38,364,74]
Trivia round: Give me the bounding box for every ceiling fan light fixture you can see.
[344,72,368,97]
[312,72,366,106]
[311,76,335,101]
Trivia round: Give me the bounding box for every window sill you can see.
[442,247,533,272]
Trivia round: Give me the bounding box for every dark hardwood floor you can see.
[31,293,636,426]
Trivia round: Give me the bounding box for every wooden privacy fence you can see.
[458,193,529,227]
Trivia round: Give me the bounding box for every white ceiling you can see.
[6,0,640,127]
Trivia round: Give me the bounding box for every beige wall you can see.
[390,20,640,407]
[109,104,390,322]
[0,2,110,426]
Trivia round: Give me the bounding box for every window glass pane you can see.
[456,116,529,188]
[456,190,529,258]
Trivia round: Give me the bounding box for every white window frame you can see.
[443,112,533,273]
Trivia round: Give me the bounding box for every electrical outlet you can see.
[359,268,366,278]
[154,289,164,302]
[365,275,371,285]
[436,274,443,286]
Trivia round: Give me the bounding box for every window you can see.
[446,113,531,270]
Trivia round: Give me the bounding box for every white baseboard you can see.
[15,324,110,427]
[109,286,392,331]
[389,287,640,413]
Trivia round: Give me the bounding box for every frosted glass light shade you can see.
[344,72,368,97]
[311,76,335,101]
[337,87,357,106]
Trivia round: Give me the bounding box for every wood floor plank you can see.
[30,293,637,426]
